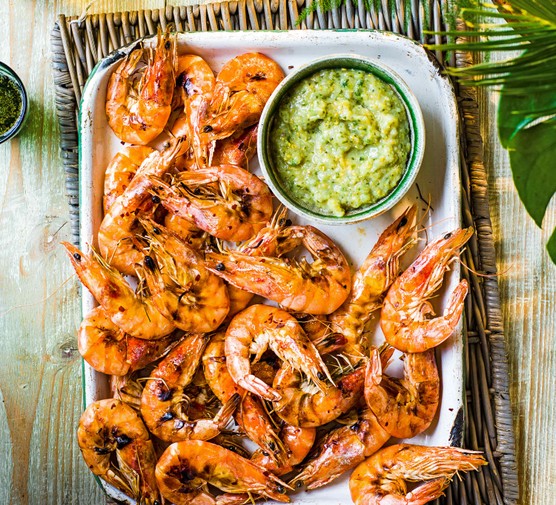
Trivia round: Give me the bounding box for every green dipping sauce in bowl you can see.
[258,54,425,225]
[270,68,411,217]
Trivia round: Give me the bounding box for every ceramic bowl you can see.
[257,54,425,224]
[0,62,28,144]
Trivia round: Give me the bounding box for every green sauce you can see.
[0,75,23,136]
[270,68,411,217]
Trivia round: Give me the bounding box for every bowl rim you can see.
[257,53,426,225]
[0,61,28,144]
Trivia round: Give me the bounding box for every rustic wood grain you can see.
[0,3,207,504]
[478,75,556,505]
[0,1,553,504]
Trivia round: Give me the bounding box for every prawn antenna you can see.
[261,399,282,431]
[415,183,435,214]
[458,250,510,278]
[137,376,171,391]
[89,245,119,273]
[327,353,355,378]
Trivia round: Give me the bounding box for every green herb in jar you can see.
[0,75,23,135]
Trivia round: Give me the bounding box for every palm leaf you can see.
[428,0,556,262]
[427,1,556,104]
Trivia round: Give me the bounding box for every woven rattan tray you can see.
[51,2,519,504]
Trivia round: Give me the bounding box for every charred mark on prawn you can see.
[144,255,156,271]
[115,434,132,449]
[157,387,173,402]
[249,72,267,81]
[160,412,174,422]
[169,463,196,482]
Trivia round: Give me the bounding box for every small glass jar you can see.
[0,62,28,144]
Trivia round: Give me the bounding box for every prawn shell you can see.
[105,30,176,145]
[349,444,487,505]
[155,440,290,503]
[291,409,389,490]
[273,364,365,428]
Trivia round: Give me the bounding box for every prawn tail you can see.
[407,447,487,478]
[378,343,395,368]
[215,393,241,429]
[239,375,282,402]
[365,348,383,388]
[416,278,469,352]
[103,467,136,498]
[406,478,450,505]
[120,50,143,80]
[444,279,469,324]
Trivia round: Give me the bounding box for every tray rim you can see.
[78,28,465,505]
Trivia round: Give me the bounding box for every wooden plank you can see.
[478,73,556,505]
[0,1,107,503]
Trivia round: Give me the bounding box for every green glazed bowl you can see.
[257,54,425,225]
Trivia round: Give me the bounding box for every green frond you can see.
[426,0,556,94]
[510,0,556,22]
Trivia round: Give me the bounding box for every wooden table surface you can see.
[0,1,554,504]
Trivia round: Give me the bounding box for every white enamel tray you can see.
[79,30,463,505]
